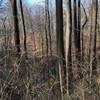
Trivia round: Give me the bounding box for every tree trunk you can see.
[10,0,20,54]
[45,0,49,57]
[77,0,81,61]
[56,0,65,99]
[19,0,27,53]
[90,0,98,75]
[66,0,72,95]
[73,0,78,50]
[81,3,88,61]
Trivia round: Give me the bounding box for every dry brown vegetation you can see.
[0,0,100,100]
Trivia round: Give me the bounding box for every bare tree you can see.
[90,0,98,75]
[66,0,72,95]
[46,0,52,55]
[45,0,49,56]
[19,0,27,53]
[81,3,88,61]
[77,0,81,60]
[56,0,65,99]
[9,0,20,54]
[73,0,78,51]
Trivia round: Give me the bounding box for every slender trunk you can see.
[56,0,65,99]
[45,0,49,57]
[77,0,81,61]
[89,2,93,66]
[73,0,78,50]
[19,0,27,53]
[92,0,98,75]
[48,10,52,55]
[81,3,88,61]
[11,0,20,53]
[90,0,98,75]
[47,0,52,55]
[66,0,72,95]
[77,0,83,79]
[45,0,52,55]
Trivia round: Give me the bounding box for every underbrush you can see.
[0,49,100,100]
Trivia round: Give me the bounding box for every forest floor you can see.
[0,34,100,100]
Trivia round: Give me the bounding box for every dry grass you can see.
[0,34,100,100]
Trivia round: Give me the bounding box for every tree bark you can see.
[45,0,49,57]
[77,0,81,61]
[56,0,65,99]
[73,0,78,50]
[90,0,98,75]
[19,0,27,53]
[10,0,21,54]
[66,0,72,94]
[81,3,88,61]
